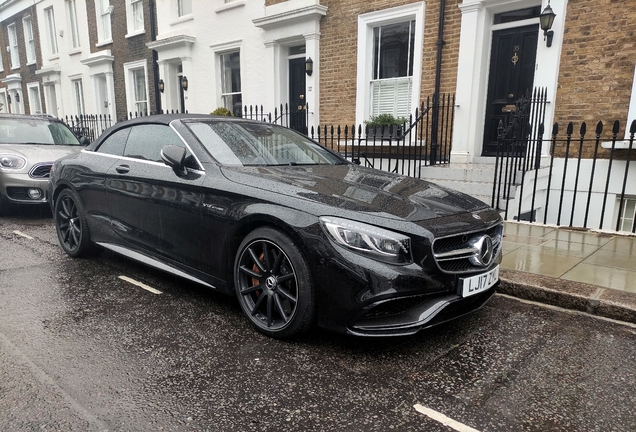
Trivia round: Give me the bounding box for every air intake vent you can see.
[29,163,53,178]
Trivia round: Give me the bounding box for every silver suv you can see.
[0,114,85,214]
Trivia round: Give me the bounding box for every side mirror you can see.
[78,136,90,146]
[160,145,187,175]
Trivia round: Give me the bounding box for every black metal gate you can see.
[491,87,549,219]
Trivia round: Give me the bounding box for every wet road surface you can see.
[1,207,635,431]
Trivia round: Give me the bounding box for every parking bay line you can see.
[413,404,481,432]
[118,276,162,295]
[13,230,34,240]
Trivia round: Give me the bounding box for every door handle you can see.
[115,165,130,174]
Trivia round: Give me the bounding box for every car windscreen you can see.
[185,120,346,166]
[0,118,81,146]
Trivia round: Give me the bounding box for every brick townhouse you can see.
[0,0,158,122]
[0,2,43,115]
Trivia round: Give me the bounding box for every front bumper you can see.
[346,285,497,336]
[0,172,50,204]
[307,223,502,336]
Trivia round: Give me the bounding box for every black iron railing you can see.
[62,114,114,143]
[309,94,455,177]
[493,118,636,234]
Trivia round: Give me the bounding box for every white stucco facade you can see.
[150,0,325,130]
[34,0,99,118]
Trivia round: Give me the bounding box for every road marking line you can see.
[13,230,34,240]
[413,404,481,432]
[118,275,162,295]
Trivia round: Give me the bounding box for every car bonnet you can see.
[220,164,488,222]
[0,144,82,166]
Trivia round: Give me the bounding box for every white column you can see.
[304,32,320,132]
[263,40,279,110]
[452,1,487,164]
[105,72,116,120]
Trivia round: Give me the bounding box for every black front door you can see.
[178,76,186,113]
[482,24,538,155]
[289,58,307,134]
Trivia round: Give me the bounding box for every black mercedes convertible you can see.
[49,114,502,339]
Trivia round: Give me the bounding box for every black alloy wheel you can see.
[234,228,314,339]
[54,189,95,257]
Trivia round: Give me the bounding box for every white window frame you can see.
[7,23,20,69]
[219,50,242,116]
[124,60,149,115]
[66,0,81,50]
[23,17,36,65]
[95,0,113,45]
[27,82,43,114]
[618,196,636,233]
[355,3,424,126]
[0,90,7,113]
[44,7,59,57]
[177,0,192,17]
[126,0,145,37]
[72,78,86,115]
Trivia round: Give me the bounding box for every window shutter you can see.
[371,77,412,118]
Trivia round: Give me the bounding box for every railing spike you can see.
[596,121,603,135]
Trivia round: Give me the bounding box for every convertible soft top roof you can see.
[85,113,257,151]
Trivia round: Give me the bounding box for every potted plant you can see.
[211,107,233,116]
[364,114,407,139]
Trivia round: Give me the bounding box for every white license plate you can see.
[459,265,499,298]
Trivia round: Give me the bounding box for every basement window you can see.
[618,197,636,233]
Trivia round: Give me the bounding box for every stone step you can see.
[419,164,496,183]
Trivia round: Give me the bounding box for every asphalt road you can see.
[1,206,635,431]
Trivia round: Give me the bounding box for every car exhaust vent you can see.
[29,163,53,178]
[432,224,503,274]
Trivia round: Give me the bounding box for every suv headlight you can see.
[320,216,412,264]
[0,154,27,170]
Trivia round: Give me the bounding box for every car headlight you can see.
[320,216,412,264]
[0,154,27,170]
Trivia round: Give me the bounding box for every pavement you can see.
[498,221,636,324]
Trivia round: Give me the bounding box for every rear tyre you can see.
[54,188,96,257]
[234,227,314,339]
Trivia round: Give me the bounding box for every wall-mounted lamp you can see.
[15,93,19,103]
[6,94,11,104]
[181,76,188,91]
[305,57,313,76]
[540,1,556,47]
[158,79,165,93]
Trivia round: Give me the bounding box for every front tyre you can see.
[54,188,95,257]
[234,228,314,339]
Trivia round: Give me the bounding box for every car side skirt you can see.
[96,242,217,290]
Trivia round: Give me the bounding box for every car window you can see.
[122,124,198,169]
[185,121,345,166]
[0,118,80,145]
[96,128,130,156]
